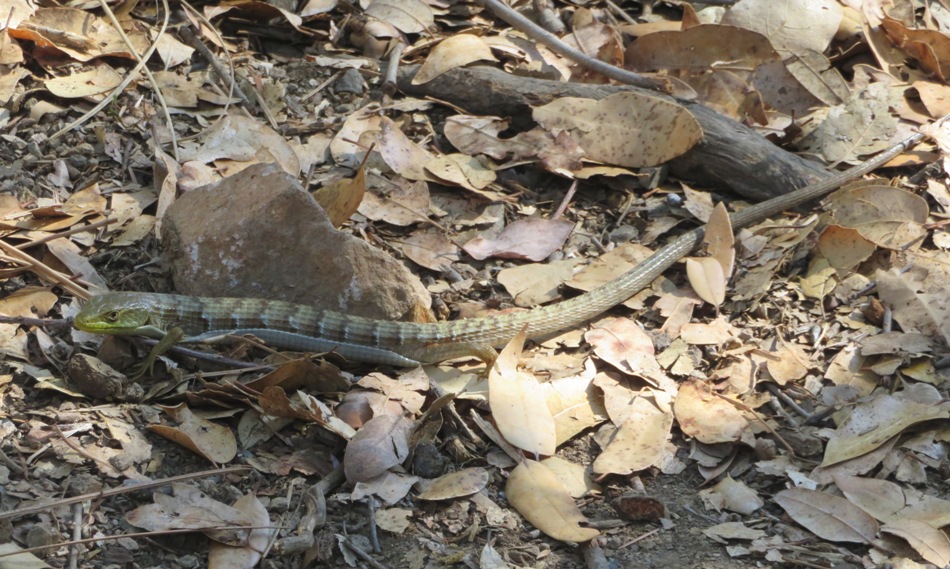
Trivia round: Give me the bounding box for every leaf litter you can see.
[0,0,949,568]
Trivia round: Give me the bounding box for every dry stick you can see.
[712,391,798,459]
[68,504,82,569]
[54,424,120,473]
[339,535,393,569]
[382,41,406,97]
[0,525,283,560]
[475,0,666,92]
[550,179,578,221]
[0,465,250,521]
[53,0,178,162]
[14,217,118,250]
[0,240,89,299]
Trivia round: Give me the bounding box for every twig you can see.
[382,41,405,98]
[475,0,666,91]
[551,179,578,220]
[0,465,250,521]
[68,503,82,569]
[0,239,90,299]
[14,217,118,250]
[339,535,392,569]
[712,391,797,459]
[0,524,281,560]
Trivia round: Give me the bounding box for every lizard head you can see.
[74,292,155,336]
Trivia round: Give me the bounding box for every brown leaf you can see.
[150,404,237,464]
[463,218,574,262]
[208,494,272,569]
[312,166,365,228]
[822,384,950,466]
[673,380,748,444]
[834,474,950,528]
[532,92,702,168]
[592,398,673,475]
[685,257,726,306]
[343,412,413,482]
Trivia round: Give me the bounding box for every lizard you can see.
[73,127,934,369]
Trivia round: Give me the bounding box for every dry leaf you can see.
[312,166,366,227]
[822,385,950,466]
[208,494,272,569]
[880,519,950,567]
[416,468,489,501]
[705,202,735,279]
[774,488,877,544]
[343,412,413,482]
[721,0,842,55]
[150,404,238,464]
[686,257,726,306]
[463,218,574,262]
[532,92,703,168]
[592,397,673,475]
[673,380,748,444]
[126,483,252,546]
[834,475,950,528]
[45,64,122,98]
[540,457,600,498]
[413,34,497,85]
[489,328,557,456]
[364,0,433,34]
[505,460,600,543]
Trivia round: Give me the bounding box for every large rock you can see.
[161,163,432,321]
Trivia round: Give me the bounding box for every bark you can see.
[397,64,830,202]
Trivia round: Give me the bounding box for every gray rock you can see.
[162,163,431,321]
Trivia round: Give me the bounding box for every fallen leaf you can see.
[673,380,748,444]
[774,488,878,544]
[343,412,413,482]
[413,34,497,85]
[533,92,703,168]
[880,519,950,567]
[150,404,238,464]
[834,474,950,528]
[463,218,574,262]
[822,385,950,466]
[489,329,557,456]
[416,468,489,501]
[592,397,673,475]
[208,494,272,569]
[505,460,600,543]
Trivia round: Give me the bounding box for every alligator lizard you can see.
[74,130,930,367]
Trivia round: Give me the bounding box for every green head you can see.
[74,292,162,337]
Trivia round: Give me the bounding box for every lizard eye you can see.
[105,311,120,322]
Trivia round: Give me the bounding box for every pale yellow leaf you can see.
[506,460,600,543]
[593,398,673,475]
[412,34,496,85]
[489,329,557,456]
[686,257,726,306]
[416,468,489,501]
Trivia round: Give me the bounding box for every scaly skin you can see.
[74,130,927,366]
